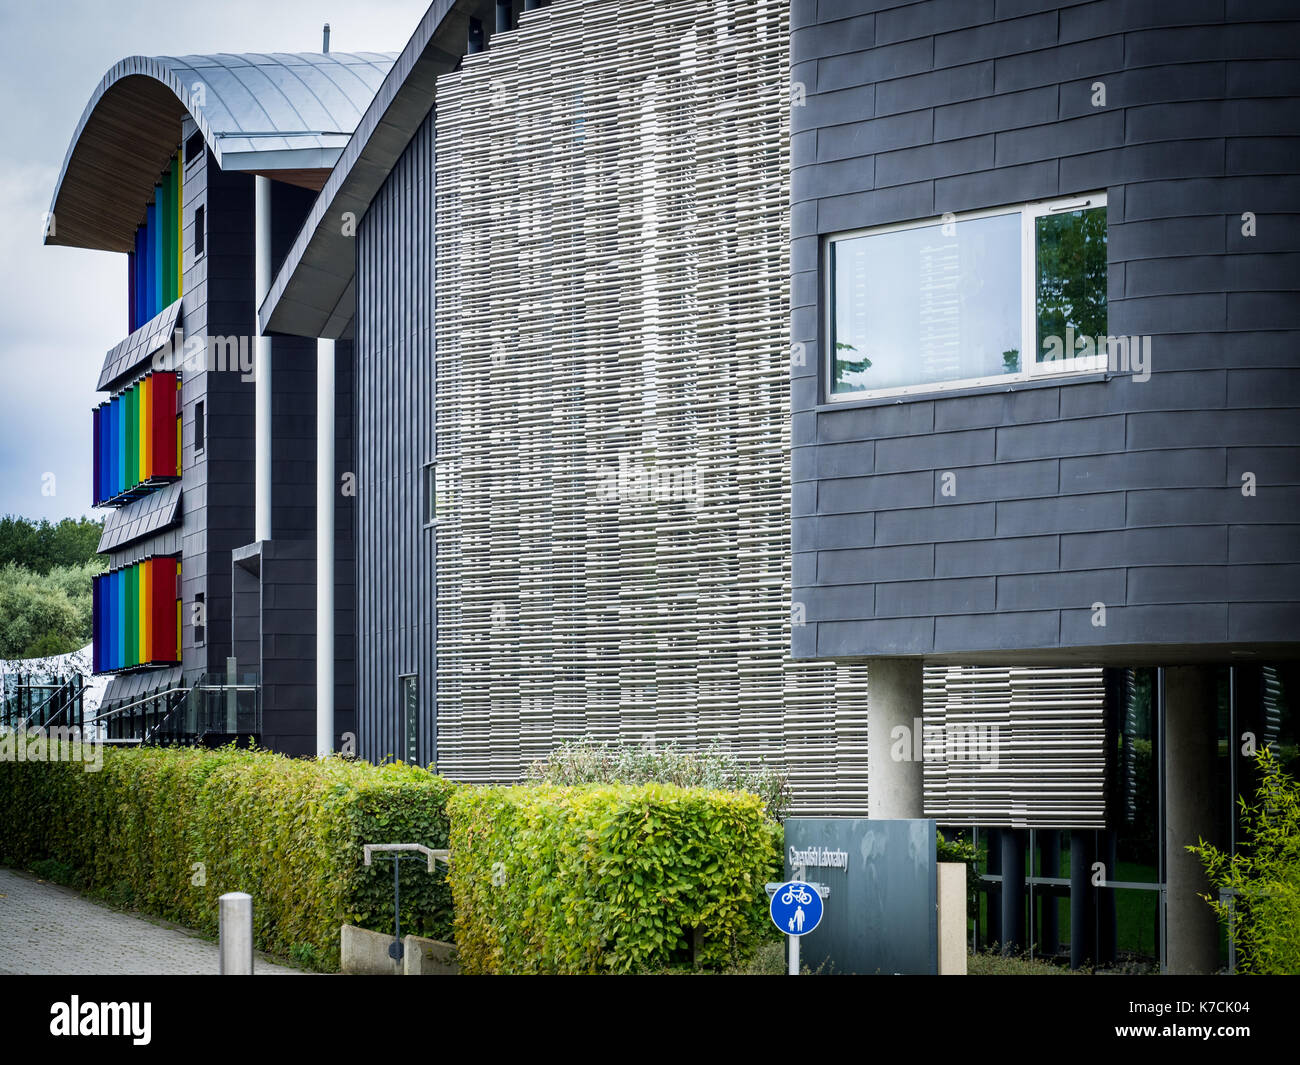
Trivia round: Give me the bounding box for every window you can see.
[423,462,436,525]
[184,130,205,165]
[400,674,419,764]
[827,194,1107,400]
[193,205,205,258]
[422,460,453,526]
[194,399,205,455]
[193,591,205,646]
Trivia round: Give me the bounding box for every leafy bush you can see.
[526,737,792,821]
[1189,747,1300,975]
[448,782,782,974]
[0,743,456,969]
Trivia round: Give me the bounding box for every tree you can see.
[0,515,104,574]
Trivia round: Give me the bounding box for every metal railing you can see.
[1,673,85,732]
[87,673,260,746]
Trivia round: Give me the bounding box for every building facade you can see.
[49,1,1299,974]
[48,52,394,749]
[789,0,1299,971]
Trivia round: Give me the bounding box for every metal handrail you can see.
[17,677,79,731]
[83,686,192,725]
[143,686,195,744]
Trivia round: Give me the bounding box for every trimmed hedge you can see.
[0,743,456,970]
[448,782,782,973]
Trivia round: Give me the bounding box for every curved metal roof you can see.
[47,51,397,253]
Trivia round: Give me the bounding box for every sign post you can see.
[767,878,827,975]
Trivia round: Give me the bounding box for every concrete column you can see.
[254,175,272,543]
[1164,665,1221,974]
[866,658,924,819]
[316,338,335,757]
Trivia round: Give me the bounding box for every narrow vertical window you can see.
[194,399,205,455]
[400,674,419,764]
[193,205,205,258]
[423,461,437,526]
[193,591,205,646]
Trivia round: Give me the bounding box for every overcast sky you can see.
[0,0,428,523]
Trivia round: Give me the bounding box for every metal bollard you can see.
[219,892,254,974]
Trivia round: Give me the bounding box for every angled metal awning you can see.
[260,0,479,339]
[98,482,183,553]
[98,666,183,712]
[98,298,183,392]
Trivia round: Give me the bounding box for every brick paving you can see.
[0,867,303,975]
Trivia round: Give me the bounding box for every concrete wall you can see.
[790,0,1300,666]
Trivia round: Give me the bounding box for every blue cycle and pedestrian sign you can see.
[769,879,823,937]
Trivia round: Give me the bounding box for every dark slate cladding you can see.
[119,119,359,753]
[353,107,437,766]
[791,0,1300,666]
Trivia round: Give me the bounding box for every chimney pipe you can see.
[322,23,330,53]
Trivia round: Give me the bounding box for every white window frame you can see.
[824,192,1108,402]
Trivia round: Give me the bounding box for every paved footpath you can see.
[0,867,302,975]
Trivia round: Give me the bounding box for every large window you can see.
[827,194,1107,400]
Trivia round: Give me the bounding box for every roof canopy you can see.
[261,0,486,339]
[47,51,396,253]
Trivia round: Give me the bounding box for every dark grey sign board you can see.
[783,818,937,975]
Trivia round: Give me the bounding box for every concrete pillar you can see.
[866,658,924,819]
[1000,828,1025,954]
[316,338,335,757]
[218,892,253,974]
[254,175,272,543]
[1164,665,1221,974]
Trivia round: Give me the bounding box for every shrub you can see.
[1189,747,1300,975]
[526,737,792,821]
[0,743,456,969]
[448,782,782,973]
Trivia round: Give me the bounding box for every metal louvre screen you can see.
[921,666,1108,828]
[432,0,868,813]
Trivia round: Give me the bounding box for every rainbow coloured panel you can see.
[127,150,183,332]
[92,557,181,674]
[91,371,179,507]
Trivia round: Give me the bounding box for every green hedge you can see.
[447,782,781,973]
[0,743,456,970]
